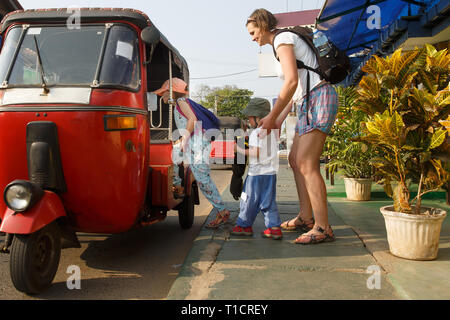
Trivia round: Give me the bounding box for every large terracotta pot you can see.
[380,205,447,260]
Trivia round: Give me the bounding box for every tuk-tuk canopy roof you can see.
[0,8,188,73]
[0,8,155,33]
[0,0,22,18]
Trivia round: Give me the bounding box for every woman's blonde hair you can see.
[246,8,278,31]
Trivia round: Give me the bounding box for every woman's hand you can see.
[274,117,283,131]
[258,114,277,137]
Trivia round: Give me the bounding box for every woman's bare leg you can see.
[281,134,315,230]
[293,129,329,229]
[289,134,313,220]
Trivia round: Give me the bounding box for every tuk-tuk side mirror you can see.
[147,92,158,112]
[141,26,160,45]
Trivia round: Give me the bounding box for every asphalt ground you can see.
[0,166,233,300]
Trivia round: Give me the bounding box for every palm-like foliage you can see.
[356,45,450,213]
[324,86,376,179]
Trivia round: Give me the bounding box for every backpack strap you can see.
[272,29,318,126]
[272,29,326,80]
[305,70,311,126]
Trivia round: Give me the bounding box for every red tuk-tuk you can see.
[0,8,199,294]
[210,116,242,165]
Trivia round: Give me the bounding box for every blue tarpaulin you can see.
[316,0,438,55]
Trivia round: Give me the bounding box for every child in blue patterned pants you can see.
[153,78,230,228]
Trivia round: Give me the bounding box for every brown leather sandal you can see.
[205,209,230,229]
[281,216,314,232]
[294,225,335,245]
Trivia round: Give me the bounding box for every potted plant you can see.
[356,44,449,260]
[325,86,376,201]
[439,115,450,205]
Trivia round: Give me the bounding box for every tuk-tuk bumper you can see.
[0,190,66,234]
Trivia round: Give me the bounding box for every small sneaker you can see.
[231,225,253,236]
[262,227,283,240]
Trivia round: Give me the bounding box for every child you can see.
[231,98,282,239]
[153,78,230,227]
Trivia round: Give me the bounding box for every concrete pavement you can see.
[167,161,450,300]
[326,177,450,300]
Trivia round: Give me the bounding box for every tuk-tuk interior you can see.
[145,41,186,142]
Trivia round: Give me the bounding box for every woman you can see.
[153,78,230,228]
[245,9,338,244]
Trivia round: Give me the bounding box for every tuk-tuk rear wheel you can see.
[10,222,61,295]
[178,183,195,229]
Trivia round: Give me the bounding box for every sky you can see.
[18,0,326,100]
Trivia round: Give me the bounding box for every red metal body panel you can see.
[148,143,182,210]
[210,140,235,161]
[90,89,144,109]
[0,17,190,234]
[0,109,150,233]
[0,18,155,233]
[0,191,66,234]
[148,143,172,166]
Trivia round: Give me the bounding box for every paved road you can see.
[0,167,233,300]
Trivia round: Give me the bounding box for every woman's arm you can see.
[177,99,197,150]
[177,99,197,135]
[259,44,298,131]
[275,100,294,129]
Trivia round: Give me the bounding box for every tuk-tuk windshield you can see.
[0,25,140,89]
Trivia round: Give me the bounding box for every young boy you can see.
[231,98,282,239]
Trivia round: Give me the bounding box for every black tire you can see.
[178,183,195,229]
[10,222,61,295]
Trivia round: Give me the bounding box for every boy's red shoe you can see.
[262,227,283,240]
[231,225,253,236]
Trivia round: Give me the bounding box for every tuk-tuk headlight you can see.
[4,180,44,213]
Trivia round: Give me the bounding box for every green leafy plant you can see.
[356,45,450,214]
[195,85,252,119]
[324,86,376,179]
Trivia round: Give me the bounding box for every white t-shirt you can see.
[273,31,322,103]
[248,127,279,176]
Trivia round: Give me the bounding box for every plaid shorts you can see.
[295,83,338,136]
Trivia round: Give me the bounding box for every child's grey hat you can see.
[241,98,271,118]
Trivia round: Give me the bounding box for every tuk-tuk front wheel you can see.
[178,183,196,229]
[10,222,61,295]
